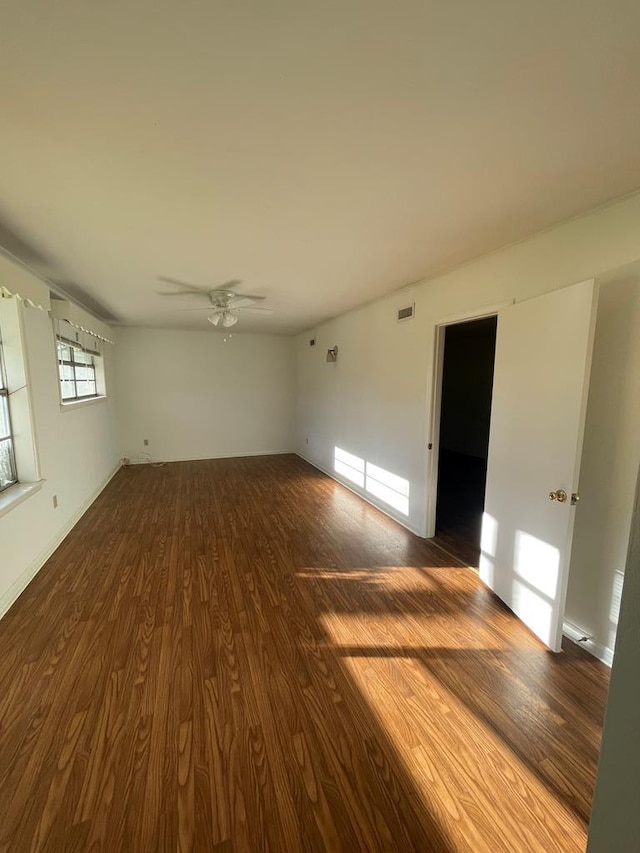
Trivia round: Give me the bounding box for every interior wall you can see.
[439,318,497,459]
[0,257,119,616]
[587,459,640,851]
[295,192,640,661]
[565,271,640,653]
[115,327,295,463]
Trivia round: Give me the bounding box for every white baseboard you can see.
[0,463,122,621]
[296,451,424,537]
[563,619,614,667]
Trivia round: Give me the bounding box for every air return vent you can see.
[397,304,415,322]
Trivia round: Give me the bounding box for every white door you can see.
[480,279,598,651]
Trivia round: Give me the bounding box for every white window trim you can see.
[60,394,108,412]
[0,480,44,520]
[0,295,42,512]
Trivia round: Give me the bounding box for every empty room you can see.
[1,2,639,851]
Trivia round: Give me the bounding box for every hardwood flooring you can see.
[0,454,610,851]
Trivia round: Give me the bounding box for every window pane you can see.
[75,380,97,397]
[0,395,11,440]
[56,337,101,402]
[57,341,72,362]
[61,380,76,400]
[75,365,95,382]
[59,364,75,381]
[74,350,94,366]
[0,438,17,489]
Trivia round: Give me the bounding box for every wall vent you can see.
[397,304,415,322]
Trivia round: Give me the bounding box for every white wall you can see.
[587,461,640,852]
[295,192,640,661]
[0,257,119,617]
[565,270,640,655]
[115,327,295,463]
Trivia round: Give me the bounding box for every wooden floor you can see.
[0,454,610,852]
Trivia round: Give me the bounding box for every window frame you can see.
[0,331,18,493]
[56,335,100,403]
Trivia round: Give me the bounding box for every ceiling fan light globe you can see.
[222,311,239,328]
[207,314,221,326]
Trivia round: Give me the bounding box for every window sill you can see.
[0,480,44,520]
[60,395,107,413]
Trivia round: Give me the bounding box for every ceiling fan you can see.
[156,276,273,328]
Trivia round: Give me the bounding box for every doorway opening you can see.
[434,316,497,566]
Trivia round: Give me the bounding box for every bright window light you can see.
[609,570,624,626]
[335,460,365,488]
[511,579,553,642]
[334,447,365,488]
[365,463,409,516]
[333,448,410,516]
[479,553,494,587]
[514,531,559,600]
[608,569,625,650]
[480,512,498,558]
[366,462,409,497]
[334,447,365,472]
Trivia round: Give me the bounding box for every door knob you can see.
[549,489,568,503]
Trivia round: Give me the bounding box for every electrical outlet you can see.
[143,438,149,446]
[306,437,309,444]
[52,495,58,509]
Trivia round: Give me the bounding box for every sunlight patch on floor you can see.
[318,609,510,653]
[326,635,588,852]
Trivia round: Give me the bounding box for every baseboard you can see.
[0,463,122,621]
[563,619,614,667]
[125,449,294,464]
[296,452,424,537]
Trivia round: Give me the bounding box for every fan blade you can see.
[157,276,208,292]
[227,297,268,310]
[156,290,210,298]
[228,294,266,304]
[238,306,274,313]
[175,306,215,311]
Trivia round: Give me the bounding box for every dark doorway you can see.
[435,316,497,566]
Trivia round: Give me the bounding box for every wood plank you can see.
[0,454,610,851]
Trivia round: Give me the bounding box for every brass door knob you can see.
[549,489,568,503]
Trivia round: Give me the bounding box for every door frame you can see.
[425,299,513,539]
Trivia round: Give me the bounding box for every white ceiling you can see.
[1,1,640,334]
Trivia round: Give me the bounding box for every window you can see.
[0,329,18,492]
[56,337,100,402]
